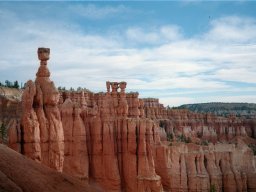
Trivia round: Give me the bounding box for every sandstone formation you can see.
[60,94,89,180]
[143,98,256,143]
[58,81,163,191]
[5,48,256,192]
[155,141,256,192]
[10,48,65,171]
[0,87,22,145]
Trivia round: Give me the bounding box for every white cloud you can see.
[0,7,256,106]
[202,95,256,104]
[125,25,182,44]
[159,97,196,107]
[69,4,132,19]
[205,16,256,43]
[214,68,256,83]
[159,95,256,107]
[160,26,182,40]
[127,77,228,90]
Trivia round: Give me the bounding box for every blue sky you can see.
[0,1,256,106]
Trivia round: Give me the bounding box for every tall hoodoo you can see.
[21,48,64,172]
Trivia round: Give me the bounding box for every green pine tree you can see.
[0,123,7,144]
[13,80,19,88]
[210,184,216,192]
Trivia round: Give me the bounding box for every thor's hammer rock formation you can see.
[19,48,64,171]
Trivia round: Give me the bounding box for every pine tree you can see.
[5,80,11,87]
[13,80,19,88]
[0,123,7,144]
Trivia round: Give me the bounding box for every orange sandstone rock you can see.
[18,48,64,172]
[6,48,256,192]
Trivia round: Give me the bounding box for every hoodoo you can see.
[5,48,256,192]
[11,48,65,171]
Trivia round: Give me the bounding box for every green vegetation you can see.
[177,134,191,143]
[159,121,165,129]
[0,123,8,144]
[210,184,217,192]
[201,140,209,146]
[57,86,91,92]
[0,80,22,89]
[248,144,256,156]
[58,86,66,91]
[175,102,256,119]
[167,133,173,142]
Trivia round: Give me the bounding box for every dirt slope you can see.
[0,144,101,192]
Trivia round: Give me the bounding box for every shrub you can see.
[0,80,20,88]
[167,133,173,142]
[0,123,8,144]
[248,144,256,156]
[210,184,216,192]
[159,121,165,129]
[186,137,192,143]
[177,134,191,143]
[197,132,203,138]
[201,140,209,146]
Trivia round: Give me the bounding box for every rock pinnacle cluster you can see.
[7,48,256,192]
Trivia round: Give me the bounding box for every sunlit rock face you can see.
[59,82,163,191]
[7,48,256,192]
[14,48,64,172]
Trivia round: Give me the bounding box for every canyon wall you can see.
[155,141,256,192]
[0,87,22,145]
[58,81,163,191]
[6,48,256,192]
[143,98,256,143]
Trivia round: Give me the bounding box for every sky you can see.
[0,1,256,106]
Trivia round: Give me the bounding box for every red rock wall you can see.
[143,99,256,143]
[8,85,256,192]
[55,90,256,192]
[58,89,163,191]
[0,87,22,145]
[155,142,256,192]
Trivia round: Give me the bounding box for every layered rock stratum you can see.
[1,48,256,192]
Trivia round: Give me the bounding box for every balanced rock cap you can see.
[37,47,50,62]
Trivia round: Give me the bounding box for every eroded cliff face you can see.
[7,48,256,192]
[58,82,163,191]
[155,142,256,192]
[0,87,22,145]
[143,98,256,144]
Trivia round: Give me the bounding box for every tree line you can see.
[0,80,24,89]
[0,80,91,92]
[57,86,91,92]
